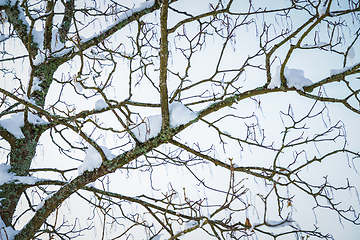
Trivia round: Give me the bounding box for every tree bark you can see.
[0,124,42,227]
[159,0,170,130]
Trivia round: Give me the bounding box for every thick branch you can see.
[44,0,55,50]
[4,1,38,57]
[58,0,75,43]
[76,0,160,53]
[160,0,170,130]
[13,128,173,240]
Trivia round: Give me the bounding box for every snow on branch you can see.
[0,163,37,185]
[0,217,18,240]
[269,66,313,90]
[0,112,49,139]
[131,102,198,143]
[3,0,39,59]
[79,0,158,51]
[78,145,115,175]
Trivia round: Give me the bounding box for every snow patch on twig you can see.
[0,163,37,186]
[269,66,312,90]
[131,102,198,142]
[78,145,115,174]
[0,112,48,139]
[0,217,18,240]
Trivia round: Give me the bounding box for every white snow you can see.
[51,29,65,52]
[52,46,72,58]
[286,68,312,89]
[131,102,197,142]
[131,114,162,143]
[22,95,38,106]
[33,54,45,66]
[0,112,49,139]
[0,113,26,138]
[318,5,327,16]
[184,220,198,228]
[78,145,115,174]
[0,217,18,240]
[31,77,42,91]
[94,99,108,110]
[28,112,49,125]
[32,29,45,65]
[268,65,282,89]
[0,163,37,186]
[268,66,312,90]
[169,102,197,127]
[330,65,353,76]
[112,0,155,27]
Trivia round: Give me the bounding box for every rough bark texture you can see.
[159,0,170,130]
[0,125,42,227]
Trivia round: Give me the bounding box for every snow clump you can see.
[169,102,198,128]
[94,99,108,110]
[268,66,312,90]
[131,102,198,142]
[0,163,37,185]
[78,145,115,174]
[0,112,49,139]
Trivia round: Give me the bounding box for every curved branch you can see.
[4,1,38,57]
